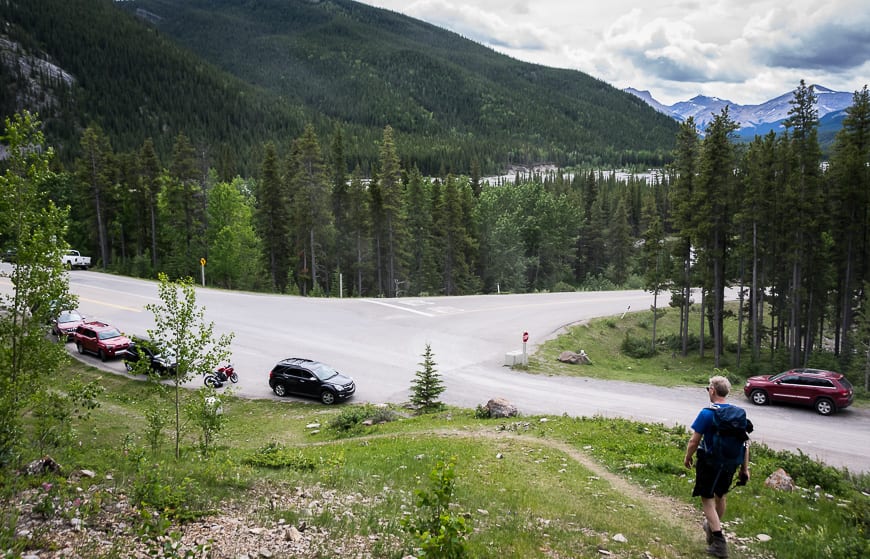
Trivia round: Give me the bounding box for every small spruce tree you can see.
[410,343,445,413]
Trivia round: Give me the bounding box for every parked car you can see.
[73,320,131,361]
[268,358,355,404]
[51,309,86,341]
[744,368,854,415]
[121,338,177,375]
[2,248,17,263]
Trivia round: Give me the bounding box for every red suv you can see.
[744,368,853,416]
[74,320,132,361]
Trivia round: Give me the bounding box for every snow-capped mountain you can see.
[625,85,854,140]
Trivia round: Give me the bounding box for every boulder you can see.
[557,349,592,364]
[484,397,518,418]
[764,468,795,492]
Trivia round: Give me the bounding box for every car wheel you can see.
[320,390,336,405]
[750,389,769,406]
[124,362,133,372]
[98,349,106,362]
[76,343,84,355]
[273,383,287,397]
[815,398,834,416]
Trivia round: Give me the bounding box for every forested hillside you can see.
[0,0,678,174]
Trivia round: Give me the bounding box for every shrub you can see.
[620,332,657,358]
[401,456,471,558]
[551,281,575,293]
[244,442,316,471]
[328,404,396,432]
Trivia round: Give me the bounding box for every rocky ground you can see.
[8,470,406,559]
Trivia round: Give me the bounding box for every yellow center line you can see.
[78,296,142,313]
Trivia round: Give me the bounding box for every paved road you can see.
[3,267,867,473]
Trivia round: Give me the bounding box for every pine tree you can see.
[256,142,290,291]
[378,125,408,297]
[75,125,116,268]
[695,107,739,366]
[410,343,445,413]
[288,124,334,295]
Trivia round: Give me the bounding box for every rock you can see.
[284,526,302,542]
[484,397,518,418]
[757,533,772,542]
[557,350,592,364]
[258,549,273,558]
[612,533,628,542]
[24,455,62,476]
[764,468,795,492]
[80,469,96,478]
[306,423,320,429]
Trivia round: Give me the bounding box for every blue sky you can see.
[358,0,870,105]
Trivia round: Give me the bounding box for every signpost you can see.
[522,331,529,365]
[200,257,206,287]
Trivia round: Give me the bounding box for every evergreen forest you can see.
[0,1,868,381]
[0,0,677,175]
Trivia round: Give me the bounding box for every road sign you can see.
[523,331,529,343]
[200,258,206,266]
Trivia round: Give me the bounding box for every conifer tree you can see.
[410,343,445,413]
[139,138,161,268]
[288,124,334,295]
[829,86,870,359]
[163,132,206,278]
[695,108,739,366]
[782,81,824,365]
[668,117,700,355]
[75,125,116,268]
[347,165,371,296]
[640,196,669,350]
[378,125,408,297]
[256,142,290,291]
[607,195,633,286]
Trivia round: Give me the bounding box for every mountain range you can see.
[625,85,854,145]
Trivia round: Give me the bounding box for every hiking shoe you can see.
[703,519,713,545]
[706,534,728,558]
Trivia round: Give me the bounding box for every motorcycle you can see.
[203,363,238,388]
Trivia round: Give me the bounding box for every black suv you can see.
[268,358,355,404]
[121,338,177,375]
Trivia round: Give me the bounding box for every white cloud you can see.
[359,0,870,105]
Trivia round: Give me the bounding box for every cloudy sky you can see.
[357,0,870,106]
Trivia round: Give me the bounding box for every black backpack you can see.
[707,405,751,467]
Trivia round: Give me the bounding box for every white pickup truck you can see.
[62,249,91,270]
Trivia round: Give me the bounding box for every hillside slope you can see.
[1,0,678,173]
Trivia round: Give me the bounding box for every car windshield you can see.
[97,328,122,340]
[58,310,82,322]
[311,363,339,381]
[769,372,788,381]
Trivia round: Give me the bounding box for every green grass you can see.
[2,348,867,558]
[530,303,868,403]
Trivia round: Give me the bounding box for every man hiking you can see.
[684,375,752,558]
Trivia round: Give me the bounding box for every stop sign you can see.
[522,331,529,343]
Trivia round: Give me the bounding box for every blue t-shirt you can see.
[691,403,733,453]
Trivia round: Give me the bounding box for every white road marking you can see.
[361,299,435,317]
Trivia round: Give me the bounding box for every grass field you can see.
[1,304,867,558]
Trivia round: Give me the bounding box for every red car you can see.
[74,320,132,361]
[744,368,853,416]
[51,309,85,341]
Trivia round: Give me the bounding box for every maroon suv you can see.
[74,320,132,361]
[744,368,853,416]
